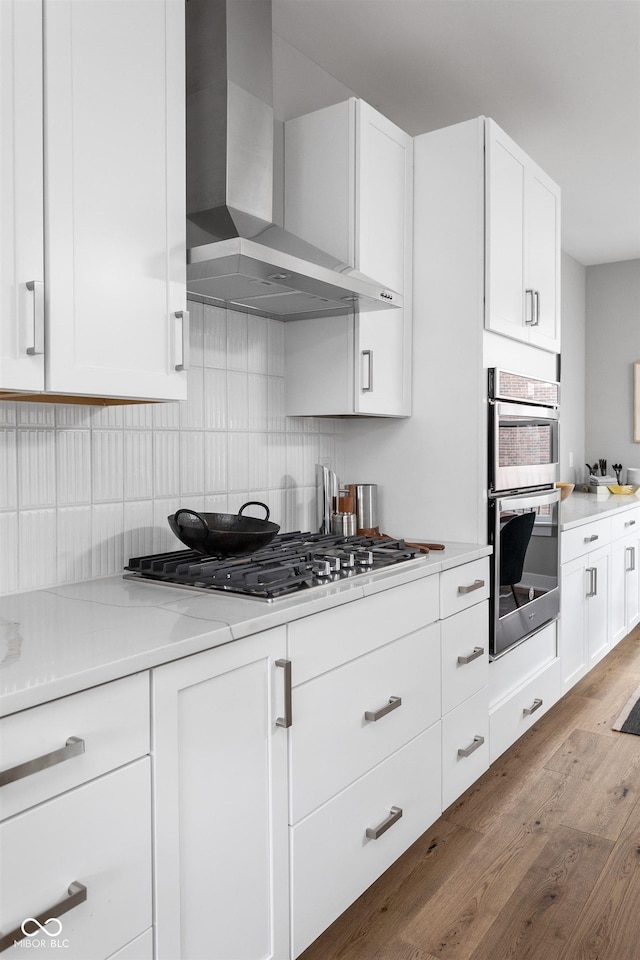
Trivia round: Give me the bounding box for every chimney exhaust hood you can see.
[185,0,401,321]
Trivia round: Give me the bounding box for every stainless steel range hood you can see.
[185,0,401,321]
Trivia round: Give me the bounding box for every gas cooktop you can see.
[124,532,422,601]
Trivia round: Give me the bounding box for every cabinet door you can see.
[43,0,187,401]
[355,308,410,415]
[152,629,289,960]
[527,164,561,352]
[0,0,44,392]
[611,533,632,646]
[485,120,527,340]
[560,556,589,692]
[586,546,610,668]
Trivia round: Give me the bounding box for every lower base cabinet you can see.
[152,628,290,960]
[290,723,442,957]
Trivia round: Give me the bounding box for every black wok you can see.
[168,502,280,557]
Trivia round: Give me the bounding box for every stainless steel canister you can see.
[353,484,378,533]
[331,512,357,536]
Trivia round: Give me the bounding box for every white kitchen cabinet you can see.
[0,0,44,392]
[610,507,640,646]
[562,544,611,675]
[485,119,561,353]
[284,98,413,417]
[0,0,187,403]
[0,677,151,958]
[152,628,290,960]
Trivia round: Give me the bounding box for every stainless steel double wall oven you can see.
[488,369,561,657]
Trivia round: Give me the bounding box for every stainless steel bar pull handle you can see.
[457,735,484,759]
[523,698,543,717]
[0,736,84,787]
[175,309,190,371]
[586,567,596,598]
[534,289,540,326]
[275,659,292,728]
[361,349,373,392]
[457,646,485,666]
[525,289,536,325]
[25,280,44,356]
[366,805,403,840]
[625,519,637,527]
[584,534,599,543]
[0,881,87,953]
[627,546,636,573]
[365,696,402,722]
[458,579,485,595]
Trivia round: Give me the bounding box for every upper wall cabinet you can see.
[0,0,187,403]
[284,99,413,417]
[485,119,561,353]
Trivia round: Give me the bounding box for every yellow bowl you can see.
[556,482,575,501]
[607,485,638,495]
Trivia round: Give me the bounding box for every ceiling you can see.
[272,0,640,266]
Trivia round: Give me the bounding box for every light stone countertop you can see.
[559,490,640,531]
[0,540,491,717]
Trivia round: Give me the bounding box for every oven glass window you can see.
[497,501,558,622]
[498,417,555,468]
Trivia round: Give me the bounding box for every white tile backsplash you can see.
[0,302,345,595]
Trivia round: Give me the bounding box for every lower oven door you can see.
[489,486,560,658]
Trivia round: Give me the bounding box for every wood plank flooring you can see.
[299,623,640,960]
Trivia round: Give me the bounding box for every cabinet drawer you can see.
[290,623,441,823]
[441,602,489,715]
[611,507,640,542]
[489,657,562,763]
[288,575,439,685]
[442,687,490,810]
[0,759,151,959]
[0,673,149,820]
[291,724,441,958]
[561,517,611,563]
[440,558,490,619]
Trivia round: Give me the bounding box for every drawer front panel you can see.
[441,687,490,810]
[0,759,151,959]
[0,673,149,820]
[611,507,640,542]
[440,558,490,620]
[291,723,441,958]
[290,623,441,823]
[441,602,489,715]
[561,517,611,563]
[489,657,562,763]
[288,575,439,685]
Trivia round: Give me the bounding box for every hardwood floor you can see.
[300,624,640,960]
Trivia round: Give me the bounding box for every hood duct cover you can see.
[185,0,401,320]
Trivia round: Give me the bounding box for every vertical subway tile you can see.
[124,430,153,500]
[0,429,17,510]
[0,512,18,595]
[153,431,181,497]
[57,506,92,583]
[227,433,249,491]
[286,435,306,489]
[56,430,91,505]
[180,432,205,496]
[268,434,287,490]
[267,319,285,376]
[227,371,249,430]
[19,509,57,591]
[248,315,269,373]
[204,368,228,430]
[204,493,228,514]
[55,404,94,428]
[188,298,204,366]
[205,432,228,494]
[227,308,248,370]
[248,374,268,432]
[153,401,181,430]
[153,498,183,552]
[123,404,155,429]
[91,503,124,578]
[248,433,269,491]
[90,404,123,428]
[203,301,227,367]
[92,430,124,502]
[179,365,205,430]
[17,401,55,427]
[0,402,17,426]
[124,500,155,559]
[17,429,56,508]
[267,377,286,433]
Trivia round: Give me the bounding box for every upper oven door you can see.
[489,400,559,492]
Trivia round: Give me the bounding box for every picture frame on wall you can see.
[635,361,640,442]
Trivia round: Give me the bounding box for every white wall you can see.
[559,251,586,482]
[0,302,345,596]
[585,259,640,482]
